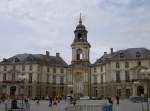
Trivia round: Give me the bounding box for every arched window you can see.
[77,49,83,60]
[77,33,83,41]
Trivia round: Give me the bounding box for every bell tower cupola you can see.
[71,14,91,64]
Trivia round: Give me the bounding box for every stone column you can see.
[144,85,148,95]
[132,85,137,96]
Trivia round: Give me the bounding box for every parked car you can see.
[129,96,148,103]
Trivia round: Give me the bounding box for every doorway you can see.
[10,86,16,97]
[137,86,144,96]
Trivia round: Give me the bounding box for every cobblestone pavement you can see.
[0,99,149,111]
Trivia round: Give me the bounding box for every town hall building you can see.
[0,16,150,99]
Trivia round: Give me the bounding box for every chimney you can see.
[110,48,113,54]
[46,51,50,57]
[56,53,60,57]
[104,52,107,55]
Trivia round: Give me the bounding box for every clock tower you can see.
[70,14,91,97]
[71,14,91,64]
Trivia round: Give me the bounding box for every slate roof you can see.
[94,48,150,65]
[0,53,68,66]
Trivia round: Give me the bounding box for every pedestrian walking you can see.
[57,96,60,103]
[108,97,113,104]
[116,96,119,105]
[116,96,120,111]
[53,97,57,106]
[36,99,40,105]
[24,98,30,111]
[49,96,53,107]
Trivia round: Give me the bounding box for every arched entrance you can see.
[137,86,144,96]
[10,86,16,98]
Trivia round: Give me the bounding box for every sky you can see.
[0,0,150,63]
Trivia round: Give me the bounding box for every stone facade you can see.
[0,16,150,99]
[92,48,150,98]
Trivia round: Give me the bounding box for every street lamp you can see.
[140,69,150,111]
[18,74,28,111]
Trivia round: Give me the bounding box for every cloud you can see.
[0,0,150,63]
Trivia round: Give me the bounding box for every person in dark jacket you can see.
[11,99,18,109]
[116,96,119,104]
[49,96,53,107]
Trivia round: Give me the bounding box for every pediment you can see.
[131,65,148,72]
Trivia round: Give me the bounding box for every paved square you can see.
[0,99,149,111]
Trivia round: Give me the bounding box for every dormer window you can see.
[3,58,7,62]
[136,52,141,58]
[26,56,33,61]
[14,58,20,62]
[120,52,124,58]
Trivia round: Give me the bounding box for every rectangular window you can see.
[53,75,56,84]
[29,65,32,71]
[29,73,32,83]
[93,75,97,84]
[45,86,49,95]
[61,68,64,73]
[101,75,103,83]
[137,61,141,66]
[37,73,40,83]
[47,67,49,72]
[38,65,40,71]
[28,86,32,97]
[3,73,6,81]
[47,74,49,83]
[13,65,16,70]
[60,87,64,94]
[125,71,130,82]
[101,66,103,72]
[116,62,120,68]
[53,67,56,73]
[22,65,25,71]
[94,67,97,73]
[3,66,7,71]
[116,71,120,83]
[60,76,64,84]
[125,62,129,68]
[12,73,15,81]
